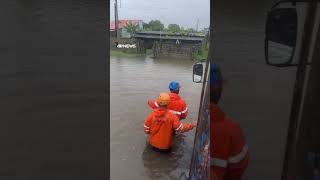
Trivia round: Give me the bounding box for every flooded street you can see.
[110,55,202,179]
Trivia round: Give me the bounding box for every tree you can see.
[168,24,180,33]
[142,22,150,30]
[186,28,195,33]
[148,20,164,31]
[124,21,139,36]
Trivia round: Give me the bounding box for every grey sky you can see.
[110,0,210,30]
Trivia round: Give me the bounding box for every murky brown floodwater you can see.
[110,55,202,180]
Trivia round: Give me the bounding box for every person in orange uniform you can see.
[144,92,195,152]
[210,64,249,180]
[148,81,188,120]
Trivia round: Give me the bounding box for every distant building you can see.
[110,20,143,38]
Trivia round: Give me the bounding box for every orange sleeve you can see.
[230,122,247,155]
[179,123,194,133]
[227,122,249,177]
[212,166,227,180]
[172,114,194,133]
[144,113,153,134]
[211,121,229,179]
[148,100,158,109]
[180,100,188,119]
[210,171,224,180]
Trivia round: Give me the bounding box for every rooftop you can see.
[110,20,143,31]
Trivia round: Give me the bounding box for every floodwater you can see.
[110,55,202,180]
[213,0,297,179]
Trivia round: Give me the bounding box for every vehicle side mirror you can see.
[193,63,204,83]
[265,6,298,67]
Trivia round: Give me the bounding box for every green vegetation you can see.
[124,22,140,36]
[167,24,180,33]
[143,20,164,31]
[110,50,144,57]
[193,43,209,61]
[141,20,208,36]
[193,49,208,62]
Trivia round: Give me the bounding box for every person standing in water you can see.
[144,92,195,152]
[148,81,189,120]
[210,64,249,180]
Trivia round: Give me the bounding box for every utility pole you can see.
[196,18,199,32]
[114,0,120,41]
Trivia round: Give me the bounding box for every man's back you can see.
[211,103,249,180]
[167,93,188,119]
[148,93,188,119]
[144,107,194,150]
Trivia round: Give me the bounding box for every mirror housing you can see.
[265,2,298,67]
[193,63,204,83]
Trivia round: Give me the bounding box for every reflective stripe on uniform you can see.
[211,144,248,167]
[144,125,150,129]
[228,145,248,164]
[210,158,227,168]
[154,102,159,107]
[175,123,183,131]
[181,107,188,114]
[169,110,182,115]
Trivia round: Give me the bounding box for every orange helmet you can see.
[156,92,170,106]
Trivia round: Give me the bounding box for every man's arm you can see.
[180,100,188,119]
[172,115,194,133]
[144,113,153,134]
[148,100,159,109]
[227,121,249,178]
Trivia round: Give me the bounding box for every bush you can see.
[192,48,208,61]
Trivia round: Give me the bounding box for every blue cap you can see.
[169,81,180,91]
[210,63,221,86]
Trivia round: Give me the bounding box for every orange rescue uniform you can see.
[148,93,188,120]
[211,103,249,180]
[144,108,193,150]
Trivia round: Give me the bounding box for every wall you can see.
[156,40,202,59]
[110,37,202,58]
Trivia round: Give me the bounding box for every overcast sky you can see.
[110,0,210,30]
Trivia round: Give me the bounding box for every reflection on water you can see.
[110,55,202,180]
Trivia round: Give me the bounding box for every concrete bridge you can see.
[132,31,206,59]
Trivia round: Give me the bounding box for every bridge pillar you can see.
[135,39,145,54]
[153,41,161,58]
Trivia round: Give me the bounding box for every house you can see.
[110,20,143,38]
